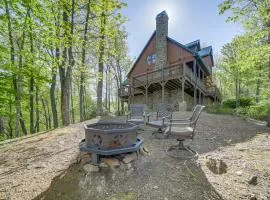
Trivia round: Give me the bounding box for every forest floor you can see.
[0,112,269,200]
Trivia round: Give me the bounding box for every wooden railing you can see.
[119,64,215,97]
[132,64,184,87]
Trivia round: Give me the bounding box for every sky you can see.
[121,0,243,59]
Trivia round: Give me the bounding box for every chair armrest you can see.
[170,118,191,122]
[168,122,191,126]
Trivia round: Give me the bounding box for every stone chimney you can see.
[155,11,168,70]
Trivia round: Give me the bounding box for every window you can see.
[146,53,156,65]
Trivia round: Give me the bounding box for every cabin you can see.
[119,11,221,110]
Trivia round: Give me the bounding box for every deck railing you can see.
[119,64,214,97]
[132,64,184,87]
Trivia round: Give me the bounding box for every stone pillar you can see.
[156,11,168,70]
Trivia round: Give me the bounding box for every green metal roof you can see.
[198,46,212,57]
[185,40,201,52]
[121,78,129,86]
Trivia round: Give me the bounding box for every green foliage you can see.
[247,104,268,120]
[0,0,130,140]
[206,104,234,115]
[223,97,254,108]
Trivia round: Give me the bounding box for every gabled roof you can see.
[198,46,212,57]
[127,31,156,76]
[185,40,201,52]
[167,37,196,55]
[127,32,213,77]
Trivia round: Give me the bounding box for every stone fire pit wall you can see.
[84,122,139,150]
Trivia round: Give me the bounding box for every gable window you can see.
[146,53,156,65]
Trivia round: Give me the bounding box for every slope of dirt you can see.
[0,112,269,200]
[198,133,270,200]
[0,118,99,200]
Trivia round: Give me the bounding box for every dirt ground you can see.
[198,133,270,200]
[0,112,269,200]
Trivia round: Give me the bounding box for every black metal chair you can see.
[126,104,146,125]
[146,103,173,134]
[164,105,205,156]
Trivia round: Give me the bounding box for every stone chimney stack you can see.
[156,11,168,70]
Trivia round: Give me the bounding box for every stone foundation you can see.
[132,88,194,111]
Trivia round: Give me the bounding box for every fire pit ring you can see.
[79,122,143,165]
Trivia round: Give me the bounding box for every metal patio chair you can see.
[126,104,146,125]
[146,103,173,134]
[164,105,205,156]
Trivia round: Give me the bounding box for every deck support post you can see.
[194,88,197,105]
[145,85,149,105]
[161,81,166,103]
[182,78,185,102]
[199,91,201,104]
[193,60,197,106]
[202,93,205,105]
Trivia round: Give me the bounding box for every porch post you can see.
[161,82,165,103]
[193,60,197,106]
[202,93,205,105]
[145,85,148,105]
[182,78,185,102]
[199,91,201,104]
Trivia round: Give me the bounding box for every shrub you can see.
[206,104,234,115]
[235,107,248,116]
[222,97,254,109]
[222,99,236,108]
[239,97,254,107]
[247,104,268,120]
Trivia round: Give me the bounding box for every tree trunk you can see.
[59,4,71,126]
[29,18,35,134]
[35,86,40,132]
[17,18,27,136]
[80,0,91,121]
[69,0,75,124]
[0,118,5,134]
[42,98,49,130]
[46,99,51,130]
[50,67,58,128]
[96,0,107,115]
[70,81,75,123]
[4,0,18,137]
[255,78,261,103]
[8,93,13,138]
[29,75,34,134]
[105,69,108,111]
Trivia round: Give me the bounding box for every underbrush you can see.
[206,98,268,121]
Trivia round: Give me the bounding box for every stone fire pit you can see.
[79,122,143,165]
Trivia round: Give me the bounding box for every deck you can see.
[119,63,221,101]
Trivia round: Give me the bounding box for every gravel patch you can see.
[0,112,269,200]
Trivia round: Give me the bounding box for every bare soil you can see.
[0,112,269,200]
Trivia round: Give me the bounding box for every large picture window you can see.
[146,53,156,65]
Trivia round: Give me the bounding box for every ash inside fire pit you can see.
[80,122,144,165]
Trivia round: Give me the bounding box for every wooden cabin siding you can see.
[129,36,156,77]
[129,37,196,80]
[167,40,194,65]
[202,56,213,68]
